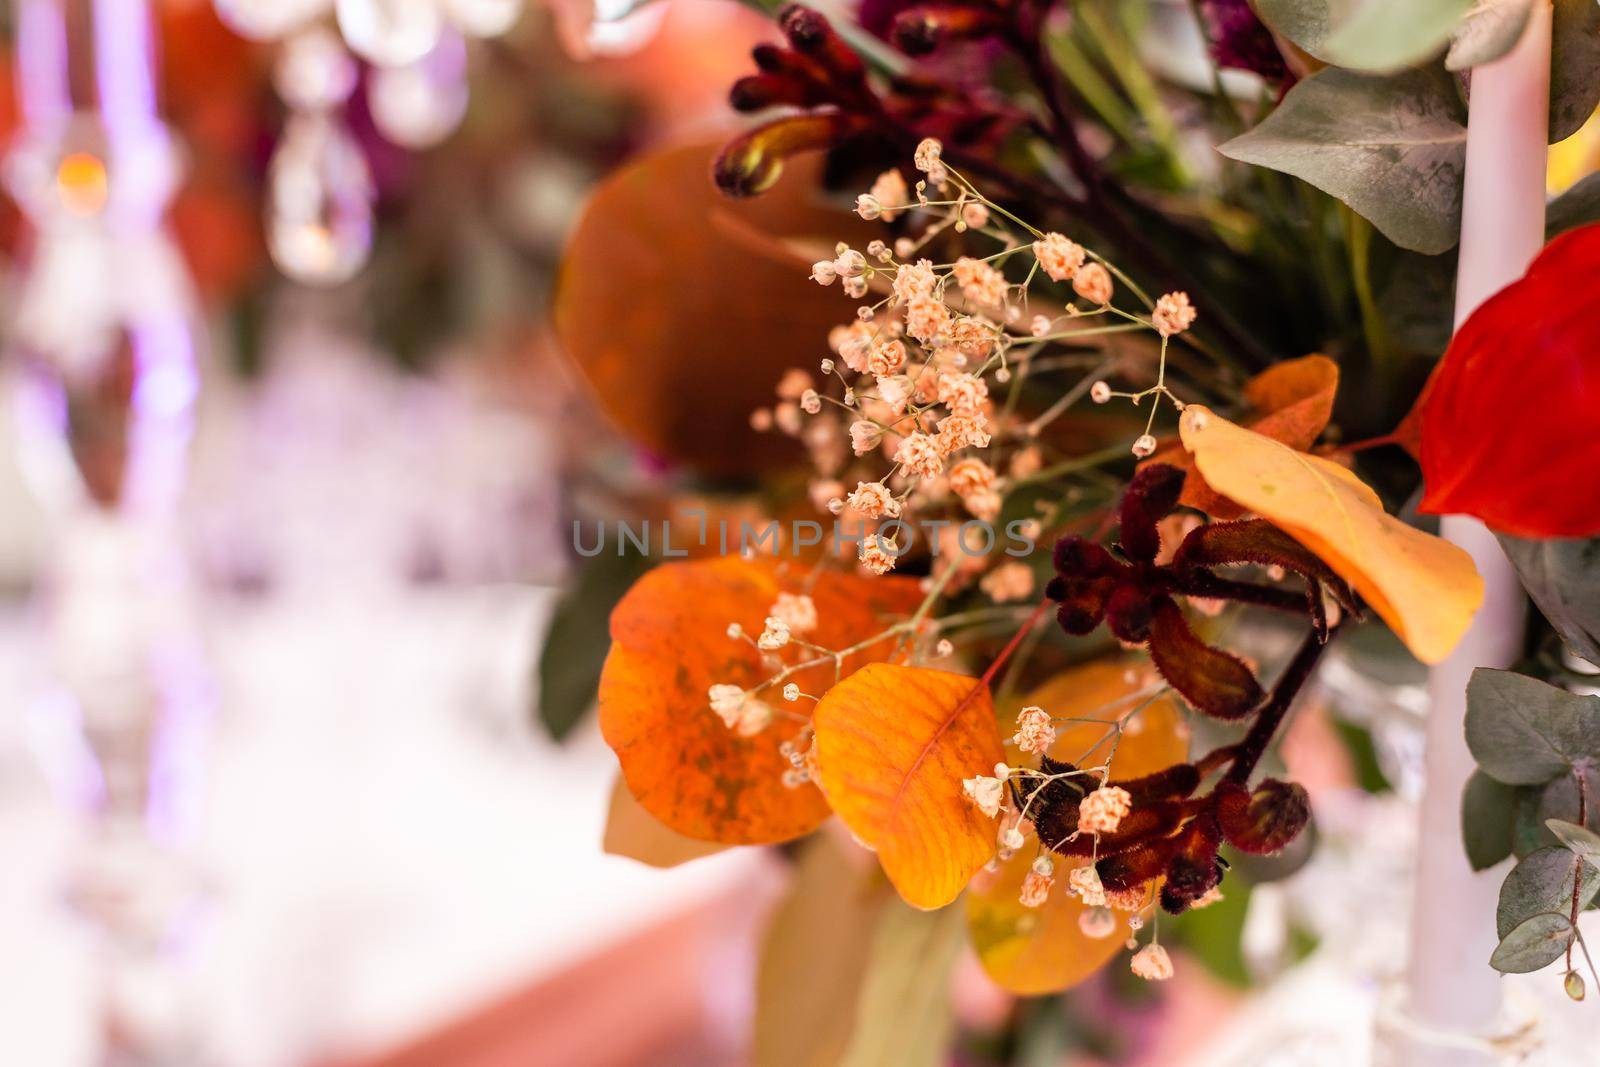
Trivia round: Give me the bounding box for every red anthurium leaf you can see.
[1420,224,1600,538]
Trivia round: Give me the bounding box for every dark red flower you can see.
[1419,224,1600,538]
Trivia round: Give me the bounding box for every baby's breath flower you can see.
[847,480,900,519]
[1033,232,1086,282]
[894,237,915,258]
[895,432,945,478]
[935,637,954,657]
[936,372,989,416]
[859,536,900,575]
[1068,865,1106,906]
[866,239,889,260]
[947,457,996,497]
[877,375,913,413]
[1152,291,1197,338]
[936,412,992,453]
[867,339,908,376]
[1132,434,1157,459]
[849,420,883,456]
[1130,943,1174,982]
[962,488,1001,522]
[961,771,1006,818]
[855,194,883,221]
[708,684,773,736]
[962,201,989,228]
[834,248,866,278]
[1012,705,1056,754]
[1008,447,1042,479]
[1090,380,1113,404]
[770,592,818,634]
[953,256,1007,306]
[905,294,953,345]
[1019,866,1054,908]
[758,616,792,650]
[1073,262,1114,305]
[1030,314,1052,337]
[869,169,908,221]
[800,389,822,415]
[1079,786,1133,834]
[892,259,937,304]
[810,260,838,285]
[783,682,801,702]
[1000,824,1026,850]
[982,561,1035,603]
[1079,906,1117,939]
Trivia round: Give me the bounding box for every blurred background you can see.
[0,2,786,1064]
[1,2,1597,1067]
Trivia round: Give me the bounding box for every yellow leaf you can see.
[813,664,1006,910]
[969,657,1190,994]
[601,774,730,869]
[753,834,886,1067]
[1179,405,1482,664]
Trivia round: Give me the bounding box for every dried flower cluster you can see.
[750,140,1199,586]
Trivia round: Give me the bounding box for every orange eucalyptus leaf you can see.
[1179,405,1481,665]
[813,664,1006,910]
[1146,354,1339,519]
[971,657,1190,994]
[601,774,731,869]
[600,558,922,845]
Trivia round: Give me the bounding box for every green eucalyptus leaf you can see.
[1218,66,1466,254]
[1497,846,1600,938]
[1463,769,1518,871]
[1498,535,1600,664]
[1323,0,1474,72]
[1551,0,1600,143]
[1490,911,1576,973]
[1548,819,1600,872]
[1446,0,1535,70]
[1252,0,1344,60]
[535,548,653,741]
[838,901,964,1067]
[1465,669,1600,786]
[1547,173,1600,238]
[1512,782,1556,857]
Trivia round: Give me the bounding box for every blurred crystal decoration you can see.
[3,1,213,1063]
[368,27,471,149]
[266,30,374,285]
[215,0,524,281]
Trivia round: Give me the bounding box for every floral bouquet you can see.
[544,0,1600,1058]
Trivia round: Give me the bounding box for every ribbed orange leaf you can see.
[600,558,923,845]
[1145,354,1338,519]
[813,664,1006,910]
[968,657,1191,993]
[1179,405,1482,664]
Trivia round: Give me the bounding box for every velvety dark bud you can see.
[1118,463,1186,563]
[778,4,866,80]
[1052,535,1115,579]
[1053,801,1187,857]
[729,74,827,111]
[1055,601,1102,636]
[1174,519,1357,617]
[890,5,1005,56]
[1161,814,1224,912]
[1105,584,1156,644]
[1147,597,1262,719]
[752,43,788,73]
[1216,778,1310,855]
[1020,755,1086,849]
[1111,762,1200,804]
[1096,840,1174,893]
[713,114,859,198]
